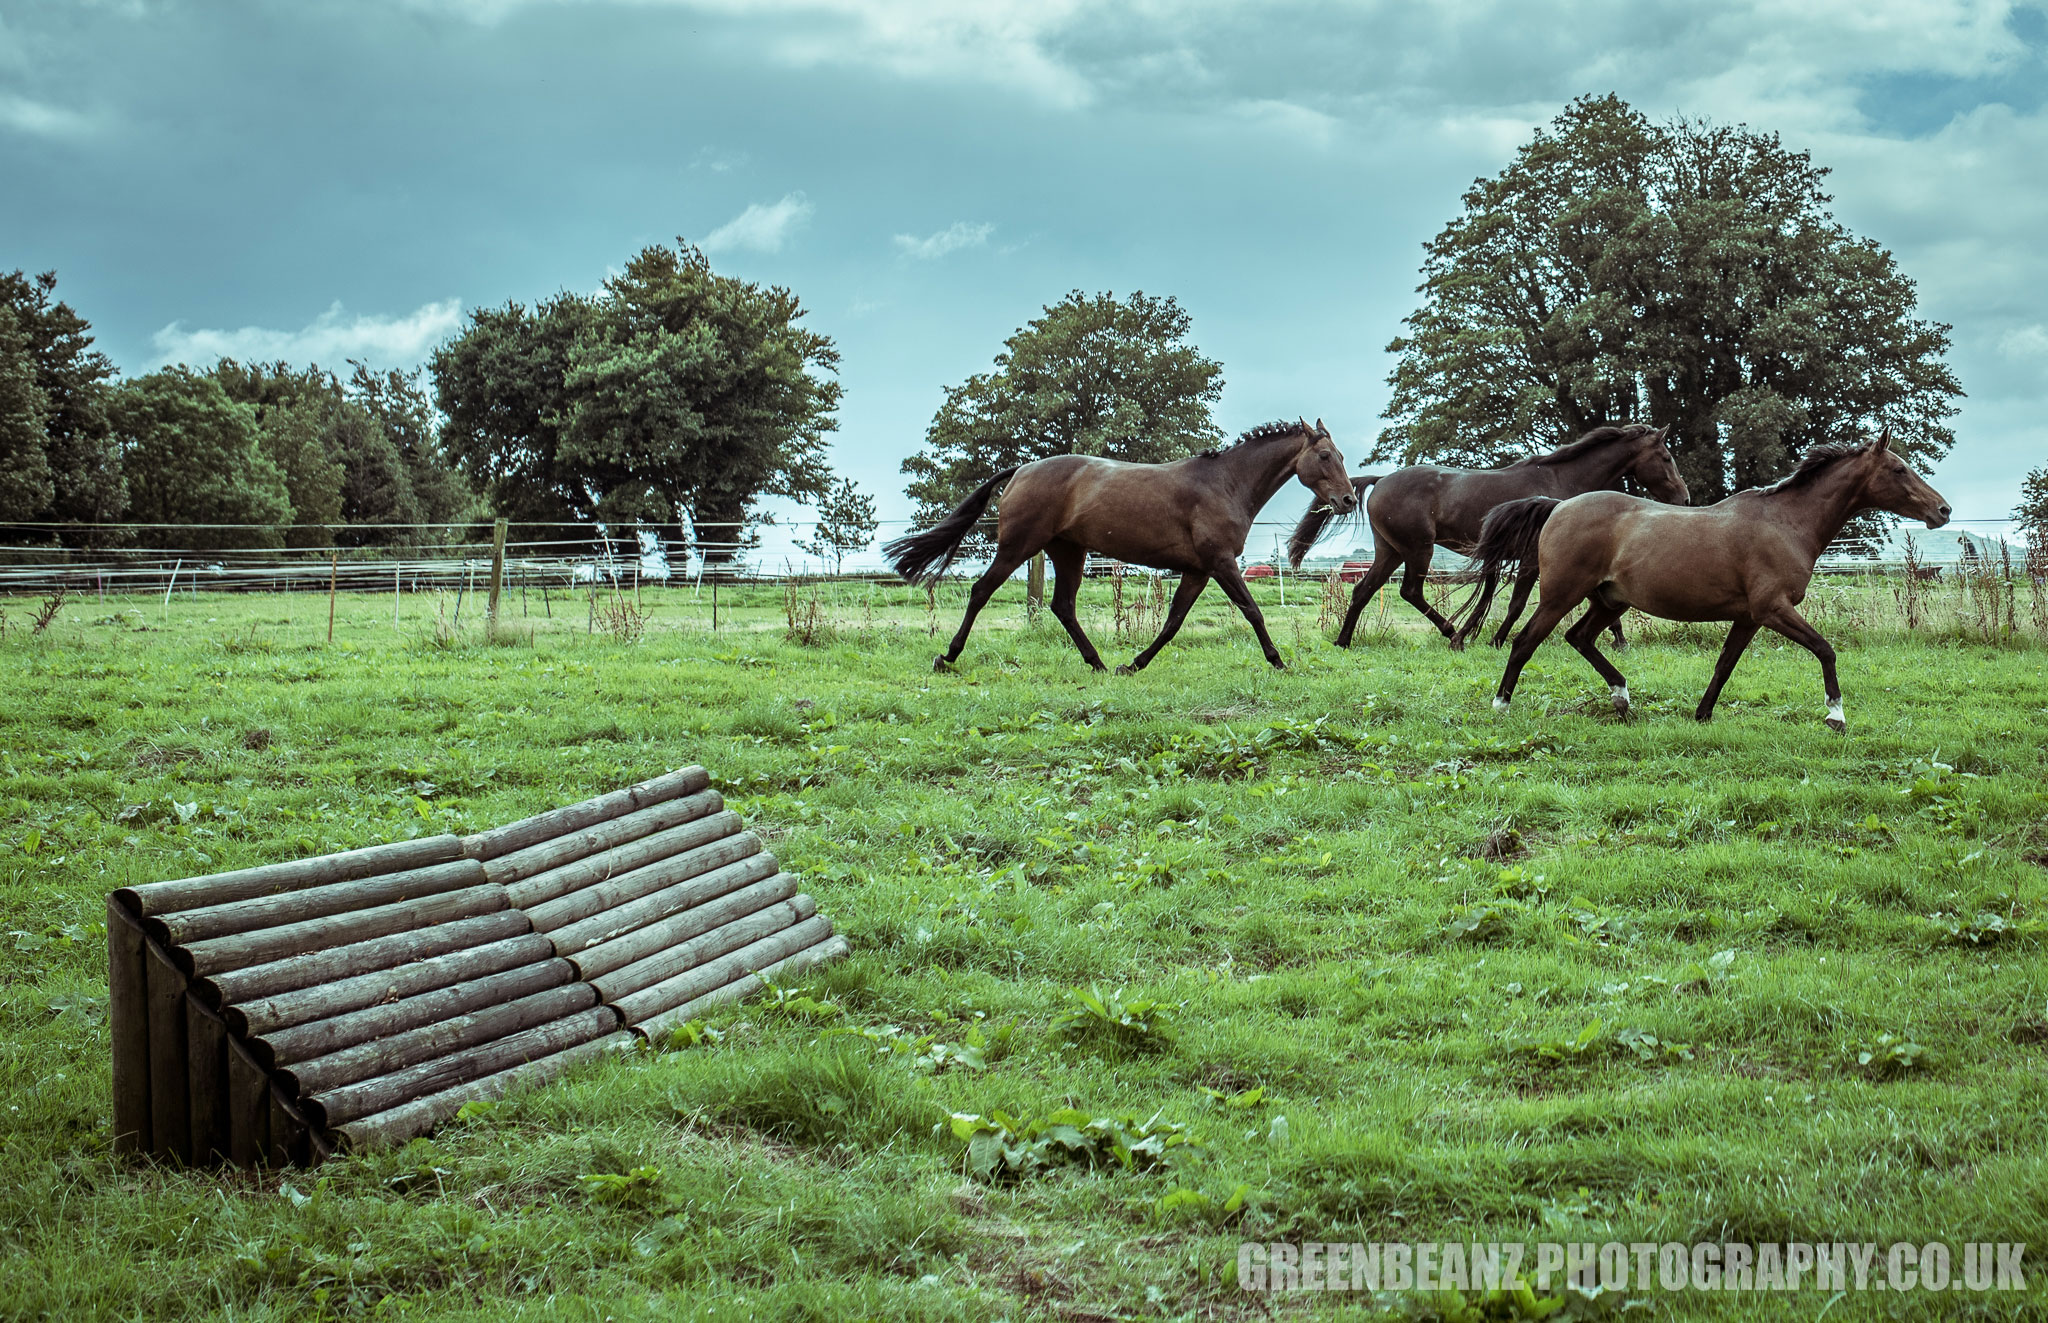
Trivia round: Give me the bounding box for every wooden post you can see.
[1027,552,1045,617]
[326,551,338,642]
[487,518,508,626]
[394,565,400,628]
[107,899,150,1154]
[711,579,719,631]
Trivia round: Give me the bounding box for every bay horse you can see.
[1286,424,1690,649]
[1453,431,1950,730]
[884,419,1358,674]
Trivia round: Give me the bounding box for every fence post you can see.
[326,551,338,643]
[1027,552,1045,618]
[487,518,508,626]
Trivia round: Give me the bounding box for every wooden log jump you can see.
[106,764,849,1166]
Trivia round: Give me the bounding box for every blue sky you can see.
[4,0,2044,556]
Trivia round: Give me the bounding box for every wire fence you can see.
[0,516,2033,599]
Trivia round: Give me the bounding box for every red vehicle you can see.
[1339,560,1373,582]
[1243,563,1278,579]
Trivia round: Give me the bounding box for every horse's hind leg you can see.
[1119,571,1211,674]
[1495,594,1583,712]
[1044,541,1105,671]
[1490,564,1538,648]
[1759,605,1845,731]
[936,543,1033,670]
[1398,547,1459,642]
[1565,600,1632,715]
[1334,544,1401,648]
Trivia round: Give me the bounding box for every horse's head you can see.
[1856,428,1950,527]
[1628,425,1691,505]
[1293,418,1358,514]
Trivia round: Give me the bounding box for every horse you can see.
[884,419,1359,674]
[1286,423,1690,649]
[1451,431,1950,731]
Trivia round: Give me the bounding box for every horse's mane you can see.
[1199,419,1311,459]
[1759,439,1875,492]
[1519,423,1662,467]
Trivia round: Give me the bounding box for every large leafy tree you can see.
[0,303,54,522]
[347,363,478,535]
[113,368,293,549]
[432,240,841,561]
[1380,95,1961,503]
[901,290,1224,525]
[0,270,124,539]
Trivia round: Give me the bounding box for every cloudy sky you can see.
[3,0,2044,549]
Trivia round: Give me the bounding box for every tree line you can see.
[8,96,2028,567]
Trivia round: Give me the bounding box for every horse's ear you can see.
[1655,425,1671,441]
[1876,426,1892,452]
[1315,417,1327,437]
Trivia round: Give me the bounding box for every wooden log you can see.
[591,894,816,1003]
[505,811,745,910]
[562,864,788,976]
[107,897,150,1155]
[185,997,231,1164]
[181,884,508,978]
[144,939,191,1162]
[461,766,709,862]
[204,908,532,1008]
[155,857,487,945]
[638,933,851,1040]
[270,1086,312,1168]
[524,831,759,934]
[227,1036,270,1168]
[228,929,557,1038]
[281,982,600,1096]
[117,834,463,917]
[612,914,834,1027]
[305,1004,622,1128]
[334,1030,632,1153]
[480,789,724,887]
[256,958,578,1067]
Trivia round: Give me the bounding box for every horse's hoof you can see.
[1447,636,1467,653]
[1610,684,1630,717]
[1492,696,1510,715]
[932,656,953,673]
[1115,663,1138,676]
[1825,701,1845,733]
[1694,709,1713,724]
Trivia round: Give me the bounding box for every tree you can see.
[2017,466,2048,561]
[1380,95,1961,504]
[348,363,478,535]
[901,290,1224,527]
[113,368,292,548]
[432,240,841,561]
[0,270,124,538]
[0,302,55,522]
[795,475,879,573]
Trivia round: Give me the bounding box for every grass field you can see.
[3,578,2046,1321]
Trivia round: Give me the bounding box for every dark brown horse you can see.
[1454,431,1950,730]
[885,420,1358,674]
[1286,424,1690,648]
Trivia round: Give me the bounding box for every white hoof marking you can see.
[1825,701,1844,731]
[1611,684,1630,713]
[1492,696,1510,713]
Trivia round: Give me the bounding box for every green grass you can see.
[3,581,2046,1320]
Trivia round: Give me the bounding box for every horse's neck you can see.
[1543,442,1632,494]
[1763,464,1872,560]
[1214,435,1307,518]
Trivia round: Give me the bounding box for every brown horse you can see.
[885,419,1358,674]
[1453,431,1950,730]
[1286,424,1690,649]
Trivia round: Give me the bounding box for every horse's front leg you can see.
[1760,605,1845,731]
[1118,571,1210,674]
[1211,561,1284,668]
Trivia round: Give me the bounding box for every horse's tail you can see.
[1286,474,1382,569]
[1450,496,1560,648]
[883,466,1020,586]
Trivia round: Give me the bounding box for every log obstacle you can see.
[107,765,850,1166]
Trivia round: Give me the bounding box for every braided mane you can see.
[1200,418,1312,458]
